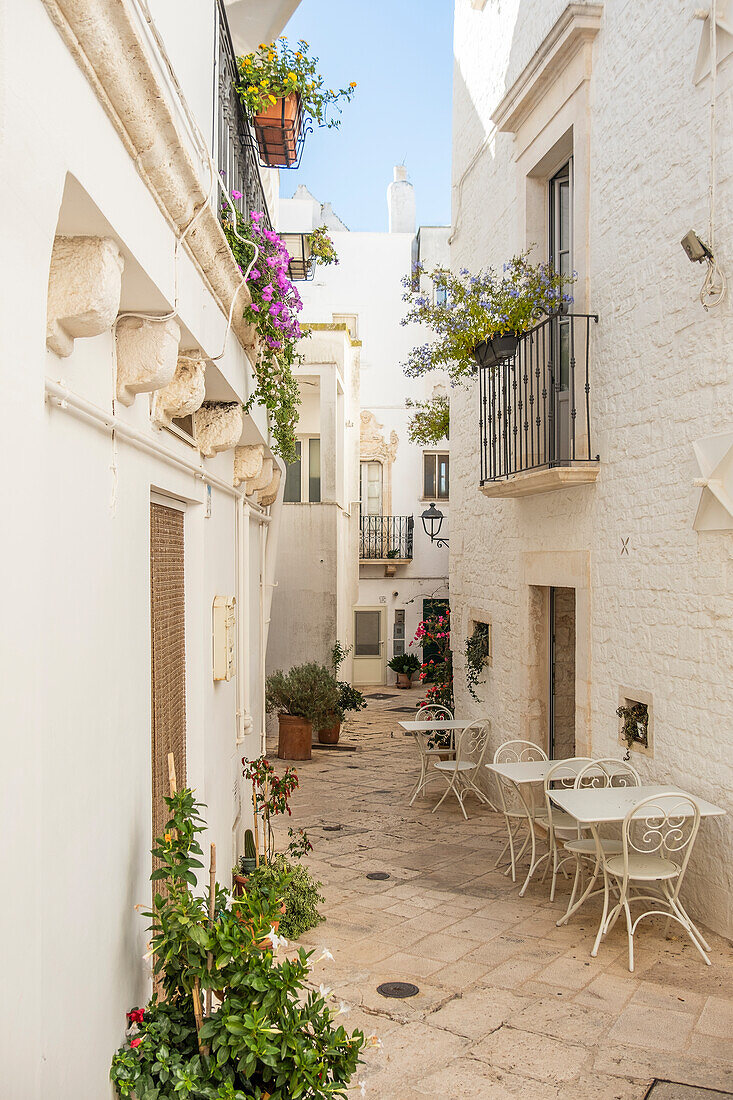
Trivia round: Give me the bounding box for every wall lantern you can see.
[420,502,449,547]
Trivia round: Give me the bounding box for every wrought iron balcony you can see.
[478,312,600,494]
[215,0,272,229]
[360,515,414,562]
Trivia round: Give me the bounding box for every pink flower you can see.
[231,190,242,200]
[250,304,260,313]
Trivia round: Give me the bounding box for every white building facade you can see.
[449,0,733,935]
[0,0,296,1093]
[275,172,451,686]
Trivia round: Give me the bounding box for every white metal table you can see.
[549,784,726,956]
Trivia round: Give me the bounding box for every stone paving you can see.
[269,690,733,1099]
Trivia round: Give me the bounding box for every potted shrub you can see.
[266,662,339,759]
[232,827,258,895]
[318,681,367,744]
[400,251,574,385]
[236,39,356,168]
[110,790,368,1096]
[388,652,421,688]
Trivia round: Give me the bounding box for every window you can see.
[360,461,383,515]
[283,437,320,503]
[549,160,573,393]
[470,620,492,666]
[393,609,405,657]
[423,452,449,500]
[435,284,447,307]
[354,610,381,656]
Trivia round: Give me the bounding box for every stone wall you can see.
[450,0,733,934]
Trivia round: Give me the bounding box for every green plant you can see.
[266,663,340,729]
[236,38,356,127]
[244,829,257,862]
[616,702,649,761]
[406,394,450,445]
[401,252,573,385]
[413,611,454,715]
[385,547,400,559]
[308,225,339,266]
[336,681,366,720]
[242,756,300,863]
[111,791,366,1099]
[250,853,325,940]
[287,826,313,860]
[465,623,490,702]
[388,653,421,675]
[330,640,351,676]
[220,204,303,462]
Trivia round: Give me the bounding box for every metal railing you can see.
[360,515,414,560]
[214,0,272,229]
[479,313,599,483]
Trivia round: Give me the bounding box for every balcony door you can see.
[549,160,573,465]
[352,606,385,685]
[360,461,383,516]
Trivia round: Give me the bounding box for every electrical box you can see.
[212,596,236,681]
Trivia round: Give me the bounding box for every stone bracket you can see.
[115,316,181,407]
[46,236,124,357]
[151,351,207,428]
[234,444,265,487]
[257,465,282,506]
[194,402,244,458]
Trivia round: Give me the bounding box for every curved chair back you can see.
[416,705,453,722]
[493,739,548,765]
[455,720,491,769]
[621,793,701,889]
[578,757,641,789]
[544,757,594,834]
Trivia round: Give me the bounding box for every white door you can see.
[360,462,383,516]
[352,606,386,685]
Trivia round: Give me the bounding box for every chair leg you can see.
[409,757,427,806]
[622,897,634,972]
[591,868,611,957]
[431,770,461,814]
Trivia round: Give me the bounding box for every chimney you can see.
[387,165,415,234]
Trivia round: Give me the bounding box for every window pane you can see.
[361,461,382,515]
[283,441,302,502]
[423,453,436,498]
[308,437,321,502]
[355,610,380,655]
[437,454,449,499]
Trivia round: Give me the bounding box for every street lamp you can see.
[420,503,449,547]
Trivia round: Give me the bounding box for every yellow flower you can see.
[296,53,303,59]
[258,43,266,49]
[268,94,277,104]
[261,78,269,87]
[164,832,172,843]
[350,82,357,88]
[287,71,297,80]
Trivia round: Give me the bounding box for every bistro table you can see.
[485,759,573,896]
[549,784,726,956]
[399,720,473,804]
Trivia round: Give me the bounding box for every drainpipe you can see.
[260,460,285,755]
[236,496,253,746]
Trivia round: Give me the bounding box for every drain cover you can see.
[647,1084,733,1099]
[366,872,391,880]
[366,693,393,699]
[322,824,342,832]
[377,981,419,999]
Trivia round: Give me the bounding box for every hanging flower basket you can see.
[491,332,519,360]
[251,92,303,168]
[472,339,499,370]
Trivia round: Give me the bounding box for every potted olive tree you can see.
[266,662,339,760]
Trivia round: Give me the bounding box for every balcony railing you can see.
[214,0,272,229]
[479,313,599,484]
[360,515,414,561]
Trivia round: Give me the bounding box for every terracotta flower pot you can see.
[318,718,341,745]
[277,713,312,760]
[396,672,412,688]
[252,92,301,167]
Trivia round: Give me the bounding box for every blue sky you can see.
[280,0,453,232]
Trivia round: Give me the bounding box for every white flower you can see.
[317,947,334,963]
[367,1034,382,1049]
[333,1000,351,1016]
[358,1081,366,1097]
[318,983,333,999]
[269,929,288,952]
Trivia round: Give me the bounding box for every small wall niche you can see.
[617,687,654,758]
[468,613,493,668]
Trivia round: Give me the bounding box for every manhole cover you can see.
[322,824,342,832]
[366,693,393,700]
[390,706,418,714]
[366,872,391,880]
[377,981,419,999]
[647,1083,733,1099]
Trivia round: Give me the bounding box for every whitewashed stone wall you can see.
[450,0,733,935]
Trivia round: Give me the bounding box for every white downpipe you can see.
[259,518,268,757]
[236,497,253,747]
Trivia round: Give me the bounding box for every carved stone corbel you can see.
[247,457,274,496]
[115,316,181,407]
[193,402,243,458]
[151,352,206,427]
[258,465,282,507]
[46,236,124,357]
[234,444,265,487]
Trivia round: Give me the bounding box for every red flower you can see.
[126,1008,145,1024]
[130,1038,142,1049]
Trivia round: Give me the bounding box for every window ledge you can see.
[480,463,599,498]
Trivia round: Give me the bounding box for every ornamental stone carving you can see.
[115,316,181,407]
[360,409,398,463]
[233,444,265,487]
[46,236,124,357]
[193,402,243,458]
[151,352,206,427]
[258,466,282,507]
[247,458,274,496]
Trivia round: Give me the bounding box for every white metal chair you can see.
[409,705,455,805]
[431,720,492,819]
[600,793,709,971]
[543,758,594,901]
[557,758,641,926]
[493,740,548,883]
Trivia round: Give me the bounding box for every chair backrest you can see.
[416,705,453,722]
[455,720,490,769]
[544,758,594,831]
[621,793,701,882]
[594,757,641,788]
[493,739,548,764]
